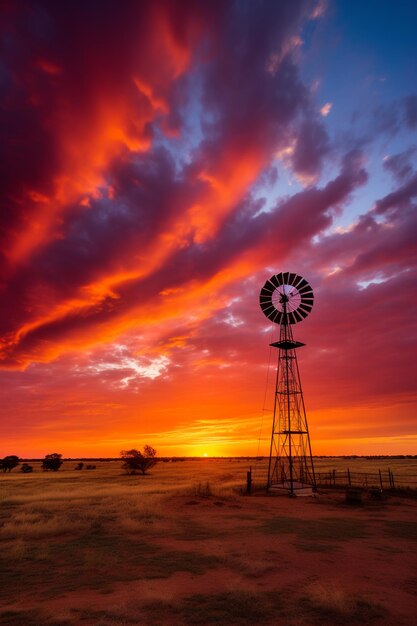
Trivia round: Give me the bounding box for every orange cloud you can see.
[1,1,416,459]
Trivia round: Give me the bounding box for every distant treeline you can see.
[13,454,417,462]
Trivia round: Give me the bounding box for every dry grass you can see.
[261,515,368,542]
[384,520,417,541]
[299,582,386,624]
[0,609,72,626]
[0,464,233,606]
[1,459,415,625]
[141,591,284,625]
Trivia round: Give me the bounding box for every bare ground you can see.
[1,465,416,625]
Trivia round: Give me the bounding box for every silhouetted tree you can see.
[121,446,157,475]
[42,453,63,471]
[74,462,84,470]
[1,455,20,472]
[20,463,33,473]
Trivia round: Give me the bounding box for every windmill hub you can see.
[259,272,316,496]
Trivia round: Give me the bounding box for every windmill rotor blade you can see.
[261,304,276,317]
[260,298,274,310]
[298,304,312,315]
[271,310,282,324]
[269,274,280,288]
[292,274,304,288]
[301,303,314,311]
[287,312,296,324]
[260,303,274,313]
[282,271,290,284]
[293,309,304,323]
[296,278,308,291]
[275,272,284,285]
[260,286,273,297]
[288,272,297,285]
[298,285,313,295]
[263,305,275,317]
[264,279,276,292]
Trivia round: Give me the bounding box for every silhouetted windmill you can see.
[260,272,316,495]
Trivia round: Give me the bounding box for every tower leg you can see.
[267,319,316,495]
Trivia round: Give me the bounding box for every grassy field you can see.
[1,459,417,625]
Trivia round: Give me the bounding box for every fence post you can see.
[379,469,383,490]
[388,468,393,488]
[246,466,252,494]
[347,468,351,486]
[333,469,336,487]
[390,470,395,490]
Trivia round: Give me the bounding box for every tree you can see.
[42,453,63,471]
[20,463,33,473]
[74,462,84,470]
[121,446,157,475]
[1,455,20,472]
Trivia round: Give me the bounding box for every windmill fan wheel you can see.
[259,272,314,324]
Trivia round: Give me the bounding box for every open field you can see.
[1,459,417,625]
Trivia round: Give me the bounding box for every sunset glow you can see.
[1,1,416,458]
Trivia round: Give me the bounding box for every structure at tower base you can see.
[259,272,316,496]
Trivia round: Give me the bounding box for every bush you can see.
[20,463,33,473]
[74,462,84,470]
[86,464,96,470]
[1,455,20,472]
[42,453,63,471]
[121,446,157,475]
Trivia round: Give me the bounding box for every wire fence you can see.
[249,462,417,493]
[315,468,417,491]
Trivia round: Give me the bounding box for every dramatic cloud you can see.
[1,1,416,456]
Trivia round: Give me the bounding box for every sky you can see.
[1,0,416,458]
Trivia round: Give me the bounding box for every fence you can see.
[315,468,417,491]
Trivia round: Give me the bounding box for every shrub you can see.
[20,463,33,473]
[42,453,63,471]
[1,455,20,472]
[121,446,157,475]
[74,462,84,470]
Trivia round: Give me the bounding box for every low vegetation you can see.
[121,445,158,475]
[0,455,19,472]
[42,453,63,472]
[0,459,415,625]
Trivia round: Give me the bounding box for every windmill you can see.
[259,272,316,495]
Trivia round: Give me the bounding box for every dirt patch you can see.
[1,465,416,625]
